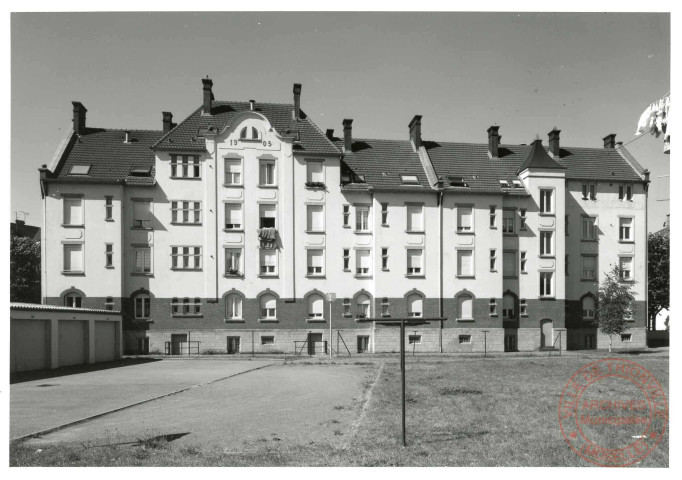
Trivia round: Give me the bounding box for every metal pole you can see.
[482,330,488,358]
[400,319,406,447]
[329,300,332,359]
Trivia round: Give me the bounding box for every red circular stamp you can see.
[558,358,668,467]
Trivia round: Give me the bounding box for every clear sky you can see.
[10,11,671,231]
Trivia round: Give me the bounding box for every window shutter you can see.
[407,206,422,231]
[407,250,422,269]
[458,207,472,229]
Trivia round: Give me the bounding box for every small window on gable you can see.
[401,174,419,185]
[69,165,91,175]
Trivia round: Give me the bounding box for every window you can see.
[381,297,390,316]
[171,297,201,316]
[621,333,632,342]
[260,250,277,276]
[582,296,595,319]
[499,180,510,188]
[401,174,419,184]
[306,205,324,232]
[381,203,388,225]
[342,205,350,227]
[224,159,242,186]
[520,299,528,316]
[343,249,350,271]
[171,247,202,270]
[503,294,515,319]
[307,249,324,276]
[63,244,84,273]
[133,247,151,274]
[260,294,277,319]
[69,165,91,175]
[582,183,597,200]
[105,243,113,268]
[381,248,389,271]
[133,200,152,229]
[357,335,370,353]
[259,204,276,229]
[456,294,473,320]
[520,251,527,273]
[512,180,523,188]
[134,294,151,319]
[619,218,633,242]
[225,203,243,230]
[406,249,423,276]
[519,209,527,230]
[307,293,324,319]
[540,231,553,256]
[64,293,82,308]
[355,206,370,232]
[171,155,200,179]
[240,126,261,140]
[105,297,114,311]
[226,294,242,319]
[261,336,275,345]
[408,335,422,344]
[489,206,496,228]
[105,196,113,221]
[407,293,423,317]
[502,210,515,234]
[489,298,497,316]
[619,257,633,280]
[63,197,83,226]
[356,294,370,317]
[540,272,553,297]
[624,304,634,320]
[540,189,553,214]
[456,249,474,277]
[356,250,371,276]
[457,206,473,232]
[306,161,324,184]
[225,248,242,275]
[503,251,516,277]
[582,216,597,241]
[259,159,276,186]
[581,256,597,280]
[459,335,472,344]
[406,204,424,232]
[489,249,497,272]
[343,298,351,316]
[619,184,633,201]
[171,201,201,224]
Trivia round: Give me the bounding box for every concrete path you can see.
[11,358,277,440]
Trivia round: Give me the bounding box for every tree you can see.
[10,232,41,304]
[598,265,636,352]
[648,231,669,330]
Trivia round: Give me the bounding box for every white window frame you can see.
[105,243,113,268]
[502,210,515,234]
[489,298,498,316]
[539,189,554,214]
[355,205,371,233]
[63,243,84,273]
[520,251,527,273]
[171,246,202,270]
[171,297,201,316]
[456,248,475,278]
[355,249,372,277]
[260,249,278,276]
[619,217,634,242]
[170,155,201,179]
[105,196,113,221]
[381,203,389,225]
[540,230,554,257]
[259,159,277,187]
[356,294,371,318]
[64,293,82,308]
[63,196,84,226]
[489,249,497,272]
[224,203,243,231]
[457,205,474,233]
[519,209,527,230]
[171,201,201,225]
[540,271,554,298]
[307,293,325,319]
[224,158,243,186]
[619,184,633,201]
[406,249,424,276]
[225,248,243,276]
[306,249,325,277]
[134,294,151,320]
[381,247,389,271]
[132,246,152,274]
[342,205,350,228]
[406,203,424,233]
[381,297,390,317]
[306,160,325,184]
[343,298,351,316]
[489,206,497,228]
[456,293,473,320]
[259,203,277,229]
[582,296,596,320]
[581,255,597,281]
[582,216,597,241]
[226,293,242,320]
[619,256,634,281]
[306,204,325,232]
[343,248,351,271]
[519,298,528,316]
[132,200,152,229]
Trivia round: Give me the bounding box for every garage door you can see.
[95,321,117,362]
[10,319,50,373]
[58,320,87,367]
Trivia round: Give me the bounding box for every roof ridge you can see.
[151,104,204,149]
[214,100,294,107]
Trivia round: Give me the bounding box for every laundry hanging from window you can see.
[635,93,670,153]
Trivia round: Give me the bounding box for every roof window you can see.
[69,165,91,175]
[512,180,523,188]
[448,176,469,187]
[130,166,152,176]
[401,174,419,185]
[499,180,511,188]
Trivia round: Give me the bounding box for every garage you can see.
[58,320,88,367]
[10,318,50,372]
[95,320,117,362]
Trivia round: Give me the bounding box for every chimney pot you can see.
[72,101,87,135]
[162,112,173,133]
[293,83,302,119]
[326,129,334,141]
[124,130,131,143]
[603,133,617,149]
[342,119,353,153]
[408,115,423,151]
[487,126,500,158]
[548,128,561,157]
[249,99,256,111]
[202,77,214,115]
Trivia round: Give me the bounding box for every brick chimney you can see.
[15,219,24,236]
[72,101,87,135]
[326,129,334,141]
[162,112,173,133]
[548,128,561,157]
[409,115,422,151]
[342,119,353,153]
[202,77,214,115]
[487,126,500,158]
[293,83,302,119]
[603,133,616,149]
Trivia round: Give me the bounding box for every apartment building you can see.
[39,78,649,354]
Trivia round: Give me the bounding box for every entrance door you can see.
[357,335,370,353]
[540,320,553,347]
[585,334,596,349]
[504,334,517,352]
[308,333,323,355]
[227,336,240,354]
[171,334,187,355]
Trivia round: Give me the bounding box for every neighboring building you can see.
[39,78,649,354]
[11,220,41,241]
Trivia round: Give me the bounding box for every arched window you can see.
[407,293,423,317]
[239,126,261,140]
[260,293,276,319]
[582,296,596,319]
[240,127,248,139]
[226,294,242,320]
[252,127,260,140]
[503,294,515,319]
[456,293,473,320]
[356,293,370,318]
[64,292,83,308]
[307,293,324,319]
[134,293,150,319]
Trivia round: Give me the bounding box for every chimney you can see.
[293,83,302,119]
[72,101,87,135]
[202,77,214,115]
[249,100,256,111]
[326,129,334,141]
[124,130,131,143]
[548,128,561,157]
[409,115,422,151]
[342,119,353,153]
[603,133,616,149]
[162,112,173,133]
[487,126,500,158]
[15,219,25,236]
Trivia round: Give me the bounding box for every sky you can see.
[10,11,671,231]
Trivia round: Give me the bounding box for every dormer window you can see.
[512,180,523,188]
[69,165,91,175]
[401,174,419,185]
[130,166,152,177]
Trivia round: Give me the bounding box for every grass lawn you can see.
[10,352,669,467]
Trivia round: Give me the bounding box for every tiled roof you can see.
[10,223,41,241]
[516,139,566,173]
[50,129,162,184]
[10,302,121,314]
[153,101,340,155]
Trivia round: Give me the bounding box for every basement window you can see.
[401,174,419,185]
[620,334,632,342]
[69,165,91,175]
[459,335,472,344]
[408,335,422,345]
[261,336,275,345]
